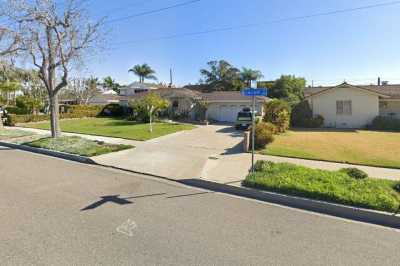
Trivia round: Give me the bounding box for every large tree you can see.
[0,0,103,137]
[240,67,264,86]
[199,60,243,91]
[65,76,100,105]
[103,76,120,94]
[269,75,306,106]
[129,64,157,83]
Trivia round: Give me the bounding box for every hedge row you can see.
[5,105,104,126]
[369,116,400,131]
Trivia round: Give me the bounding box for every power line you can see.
[105,0,202,24]
[110,0,400,47]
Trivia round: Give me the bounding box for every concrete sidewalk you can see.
[10,126,400,182]
[202,153,400,183]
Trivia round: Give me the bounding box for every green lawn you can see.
[262,129,400,169]
[243,161,400,213]
[0,128,33,140]
[25,136,133,157]
[21,118,196,141]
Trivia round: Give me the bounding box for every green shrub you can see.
[340,168,368,180]
[99,103,125,117]
[369,116,400,131]
[67,105,103,118]
[6,106,30,115]
[291,101,324,128]
[275,109,290,133]
[5,114,49,126]
[16,95,42,114]
[252,122,275,149]
[394,183,400,193]
[253,160,276,172]
[264,99,291,133]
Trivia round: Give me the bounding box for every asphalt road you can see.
[1,147,399,266]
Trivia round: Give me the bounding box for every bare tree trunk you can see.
[0,113,3,128]
[49,93,61,137]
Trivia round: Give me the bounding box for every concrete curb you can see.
[181,179,400,229]
[0,141,95,164]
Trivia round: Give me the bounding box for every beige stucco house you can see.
[305,82,400,128]
[119,88,270,122]
[202,91,268,122]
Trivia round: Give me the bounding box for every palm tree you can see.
[103,76,120,94]
[240,67,264,86]
[128,64,157,83]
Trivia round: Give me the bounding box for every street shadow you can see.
[81,193,166,211]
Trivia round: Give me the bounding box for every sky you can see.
[81,0,400,87]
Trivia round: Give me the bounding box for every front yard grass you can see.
[243,161,400,213]
[262,129,400,169]
[0,128,33,140]
[20,118,196,141]
[25,136,133,157]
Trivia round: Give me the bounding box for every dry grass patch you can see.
[262,129,400,168]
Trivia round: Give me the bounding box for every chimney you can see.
[378,77,381,86]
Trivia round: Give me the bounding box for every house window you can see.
[336,100,352,115]
[172,100,179,108]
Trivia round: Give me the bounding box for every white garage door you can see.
[219,105,245,122]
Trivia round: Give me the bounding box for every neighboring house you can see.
[120,87,202,120]
[88,93,121,105]
[305,82,400,128]
[202,91,269,122]
[119,82,158,96]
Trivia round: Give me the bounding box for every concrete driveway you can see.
[93,124,244,180]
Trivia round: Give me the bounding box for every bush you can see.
[16,95,43,114]
[5,114,49,126]
[394,183,400,193]
[6,106,30,115]
[252,122,275,149]
[264,99,290,133]
[369,116,400,131]
[5,105,103,126]
[99,103,125,117]
[66,105,103,118]
[291,101,324,128]
[253,160,276,172]
[340,168,368,180]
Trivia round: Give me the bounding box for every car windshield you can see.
[238,112,252,118]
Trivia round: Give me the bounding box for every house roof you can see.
[120,87,202,101]
[120,87,269,103]
[201,91,269,103]
[121,82,158,90]
[305,82,393,98]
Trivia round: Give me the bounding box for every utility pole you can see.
[250,80,256,174]
[169,68,173,88]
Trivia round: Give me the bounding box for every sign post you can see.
[241,84,268,174]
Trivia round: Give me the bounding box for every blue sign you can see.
[241,88,268,97]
